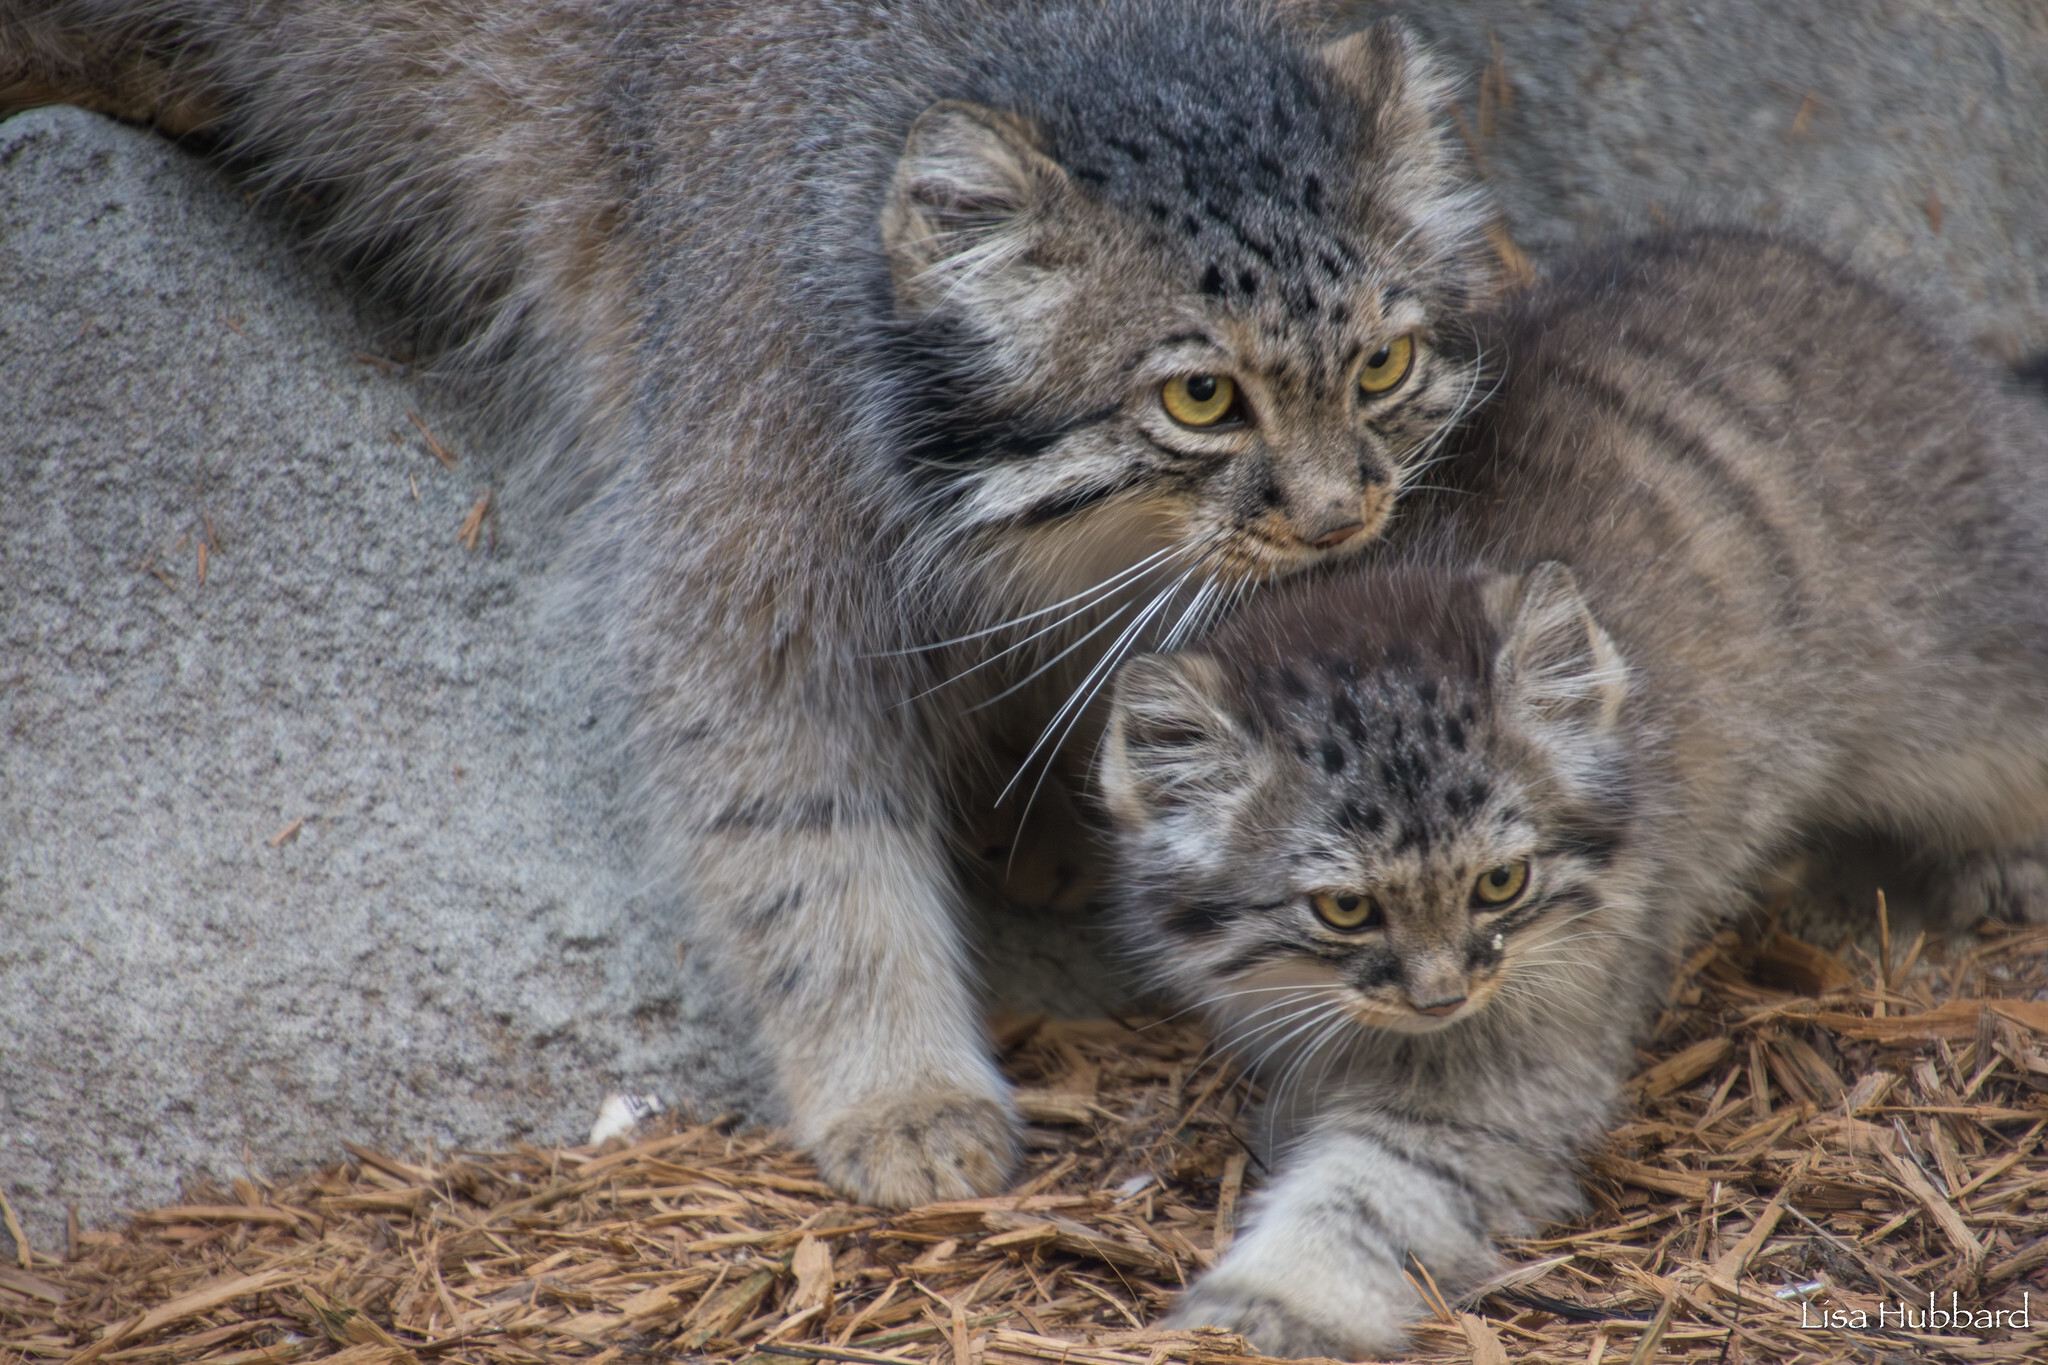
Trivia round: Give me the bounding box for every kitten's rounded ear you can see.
[1483,562,1630,731]
[1101,652,1248,826]
[882,101,1074,293]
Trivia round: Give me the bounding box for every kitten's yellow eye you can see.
[1311,890,1382,931]
[1161,374,1237,427]
[1356,335,1415,396]
[1471,861,1530,906]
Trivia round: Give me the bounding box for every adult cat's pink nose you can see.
[1309,520,1365,550]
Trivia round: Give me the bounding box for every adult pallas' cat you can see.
[0,0,1494,1201]
[1103,229,2048,1356]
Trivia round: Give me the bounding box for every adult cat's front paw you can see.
[1167,1274,1406,1360]
[811,1086,1020,1208]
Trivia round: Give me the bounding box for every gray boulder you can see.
[1392,0,2048,358]
[0,104,766,1247]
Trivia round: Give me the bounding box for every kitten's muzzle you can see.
[1404,952,1474,1017]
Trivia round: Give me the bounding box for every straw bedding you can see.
[5,920,2046,1365]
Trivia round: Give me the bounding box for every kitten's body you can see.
[1104,229,2048,1356]
[1,1,1495,1202]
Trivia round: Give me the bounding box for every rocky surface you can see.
[0,105,766,1246]
[1394,0,2048,360]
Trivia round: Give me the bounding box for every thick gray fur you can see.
[1103,230,2048,1356]
[2,0,1494,1210]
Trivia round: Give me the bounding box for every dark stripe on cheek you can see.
[1343,949,1401,990]
[1541,812,1628,866]
[1167,896,1286,938]
[1212,943,1297,978]
[1014,475,1136,527]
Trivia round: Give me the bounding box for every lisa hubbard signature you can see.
[1801,1291,2031,1332]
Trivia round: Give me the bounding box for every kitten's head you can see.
[1100,564,1635,1045]
[879,8,1492,606]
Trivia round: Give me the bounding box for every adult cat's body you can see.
[1103,228,2048,1356]
[1,0,1494,1202]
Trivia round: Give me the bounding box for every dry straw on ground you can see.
[5,920,2047,1365]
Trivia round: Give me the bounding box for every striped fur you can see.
[1103,228,2048,1355]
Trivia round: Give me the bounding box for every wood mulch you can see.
[3,920,2046,1365]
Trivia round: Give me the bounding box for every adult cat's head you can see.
[879,6,1495,613]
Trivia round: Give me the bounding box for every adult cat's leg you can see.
[680,786,1020,1204]
[628,535,1022,1207]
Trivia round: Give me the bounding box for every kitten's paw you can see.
[1167,1278,1403,1360]
[811,1087,1020,1208]
[1927,846,2048,926]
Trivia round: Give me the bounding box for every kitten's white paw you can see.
[1167,1275,1406,1360]
[811,1086,1019,1208]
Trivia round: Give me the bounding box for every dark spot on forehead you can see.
[1332,690,1371,746]
[1238,269,1259,297]
[1337,801,1383,834]
[1200,263,1226,296]
[1320,739,1345,773]
[1443,780,1490,818]
[1379,749,1430,799]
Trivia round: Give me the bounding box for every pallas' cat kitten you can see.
[1102,229,2048,1356]
[2,2,1492,1201]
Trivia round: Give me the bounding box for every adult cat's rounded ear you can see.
[1316,20,1456,166]
[1315,20,1492,295]
[1482,562,1630,732]
[882,101,1076,300]
[1100,652,1249,826]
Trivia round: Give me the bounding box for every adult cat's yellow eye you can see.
[1356,335,1414,395]
[1312,890,1382,930]
[1472,861,1529,906]
[1161,374,1237,427]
